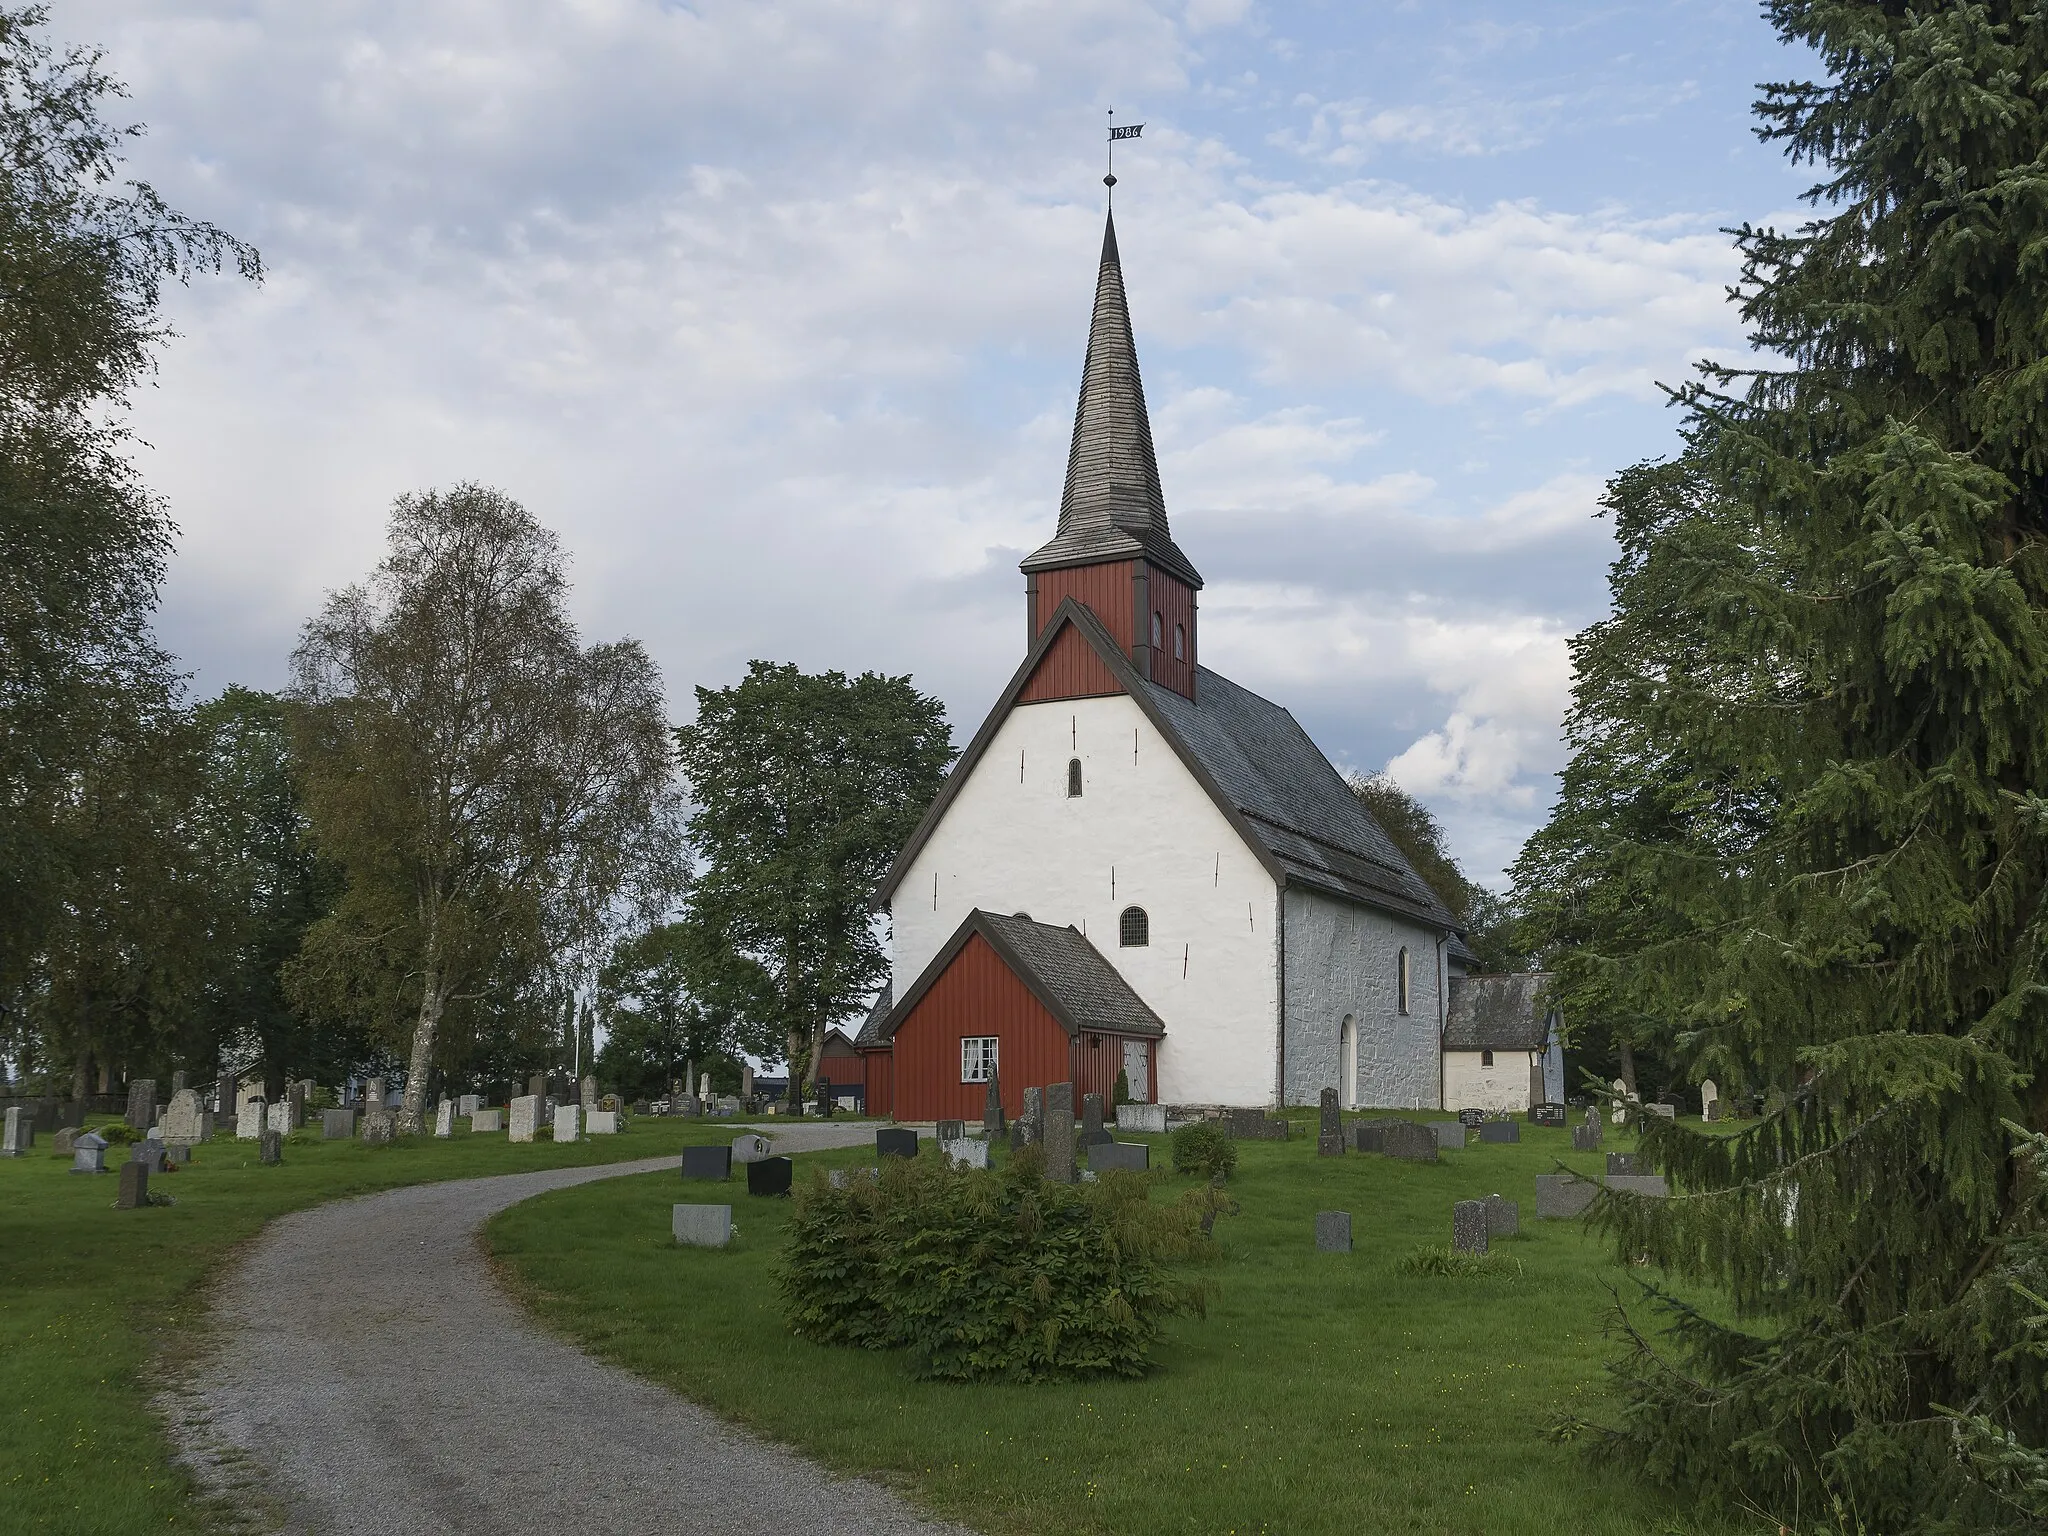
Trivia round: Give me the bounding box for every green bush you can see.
[1396,1244,1524,1280]
[1113,1068,1132,1108]
[94,1122,142,1146]
[777,1145,1218,1381]
[1171,1120,1237,1181]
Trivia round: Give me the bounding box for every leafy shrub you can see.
[777,1145,1220,1381]
[95,1122,142,1146]
[1171,1120,1237,1181]
[1397,1244,1524,1280]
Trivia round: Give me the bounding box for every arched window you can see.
[1174,622,1185,660]
[1151,611,1163,648]
[1067,758,1083,798]
[1119,906,1149,947]
[1480,1049,1495,1068]
[1397,946,1411,1015]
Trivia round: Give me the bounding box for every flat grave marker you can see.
[1315,1211,1353,1252]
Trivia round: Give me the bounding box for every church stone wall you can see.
[1281,888,1443,1110]
[891,691,1280,1108]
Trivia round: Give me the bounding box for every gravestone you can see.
[699,1072,712,1103]
[746,1156,794,1197]
[671,1204,733,1247]
[53,1126,79,1154]
[1351,1118,1398,1154]
[1428,1121,1466,1151]
[678,1094,701,1118]
[1606,1173,1670,1198]
[1452,1199,1489,1255]
[457,1093,481,1117]
[1571,1124,1601,1153]
[508,1095,542,1144]
[681,1145,731,1180]
[553,1104,581,1143]
[1221,1107,1289,1140]
[434,1100,454,1138]
[1700,1078,1721,1123]
[1529,1103,1567,1127]
[1020,1086,1043,1147]
[267,1101,291,1135]
[470,1108,503,1133]
[3,1105,33,1156]
[1115,1103,1166,1134]
[1483,1194,1520,1239]
[1457,1107,1485,1128]
[258,1129,283,1165]
[586,1110,620,1134]
[162,1089,211,1146]
[942,1137,987,1170]
[285,1081,306,1132]
[527,1074,546,1104]
[366,1076,387,1109]
[1007,1120,1024,1153]
[1610,1078,1632,1125]
[125,1078,156,1132]
[215,1075,235,1118]
[237,1098,266,1140]
[1535,1173,1597,1219]
[876,1127,918,1160]
[164,1142,191,1165]
[732,1133,772,1163]
[740,1066,754,1099]
[361,1112,396,1145]
[936,1119,965,1143]
[581,1075,598,1112]
[117,1160,149,1209]
[1477,1121,1520,1144]
[1316,1086,1345,1157]
[983,1069,1005,1136]
[1647,1102,1677,1120]
[1606,1152,1638,1177]
[1383,1122,1439,1162]
[131,1138,166,1172]
[322,1108,357,1140]
[71,1130,108,1174]
[1086,1141,1150,1175]
[1043,1082,1076,1184]
[1315,1211,1352,1253]
[1081,1093,1104,1140]
[172,1070,188,1095]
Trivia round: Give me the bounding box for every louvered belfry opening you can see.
[1022,211,1202,702]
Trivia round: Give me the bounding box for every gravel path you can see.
[164,1123,969,1536]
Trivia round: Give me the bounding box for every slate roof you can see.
[862,909,1166,1046]
[1022,212,1202,590]
[1442,973,1555,1052]
[852,983,893,1048]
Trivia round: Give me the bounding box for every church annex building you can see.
[856,209,1531,1122]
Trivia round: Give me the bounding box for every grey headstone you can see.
[746,1156,794,1197]
[1081,1093,1104,1138]
[131,1138,167,1172]
[1478,1121,1520,1144]
[671,1203,733,1247]
[1086,1140,1150,1175]
[1483,1194,1520,1238]
[1529,1103,1567,1126]
[1646,1102,1677,1120]
[586,1110,621,1134]
[552,1104,581,1143]
[53,1126,79,1155]
[935,1119,965,1143]
[1020,1086,1043,1146]
[434,1099,454,1138]
[581,1075,598,1112]
[237,1098,266,1140]
[876,1127,918,1160]
[125,1078,157,1132]
[1350,1118,1398,1154]
[1429,1121,1466,1150]
[2,1105,32,1156]
[1535,1173,1597,1219]
[740,1065,754,1099]
[732,1133,773,1163]
[1458,1107,1486,1128]
[1077,1127,1113,1151]
[1043,1082,1076,1184]
[165,1141,191,1165]
[322,1107,358,1139]
[1581,1106,1604,1145]
[1314,1211,1352,1252]
[71,1131,108,1174]
[508,1095,542,1143]
[942,1137,988,1170]
[172,1071,188,1095]
[1221,1107,1290,1140]
[1606,1174,1670,1198]
[1452,1199,1489,1254]
[285,1081,306,1131]
[681,1145,731,1180]
[1571,1124,1601,1153]
[982,1068,1005,1136]
[1316,1086,1344,1157]
[258,1129,283,1165]
[1382,1122,1439,1162]
[1703,1095,1723,1123]
[1606,1152,1638,1177]
[1115,1103,1166,1134]
[367,1076,388,1109]
[527,1074,546,1104]
[117,1160,149,1209]
[267,1100,291,1135]
[361,1111,397,1145]
[162,1089,212,1145]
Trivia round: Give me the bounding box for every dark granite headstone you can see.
[746,1155,794,1197]
[1081,1092,1104,1139]
[1221,1107,1290,1140]
[1606,1152,1638,1177]
[935,1119,965,1143]
[1315,1211,1352,1252]
[1483,1194,1519,1238]
[528,1074,546,1103]
[681,1145,732,1180]
[215,1075,235,1118]
[130,1139,166,1173]
[258,1129,283,1165]
[1535,1173,1598,1219]
[876,1127,919,1160]
[165,1142,191,1165]
[117,1160,149,1209]
[1452,1199,1488,1254]
[1316,1086,1345,1157]
[1350,1118,1399,1154]
[1078,1127,1114,1151]
[1529,1102,1567,1126]
[1478,1121,1520,1144]
[125,1079,157,1132]
[1382,1122,1438,1162]
[322,1107,358,1140]
[1571,1124,1601,1153]
[983,1068,1005,1136]
[1085,1141,1149,1174]
[1043,1082,1076,1184]
[172,1070,188,1095]
[1457,1107,1485,1128]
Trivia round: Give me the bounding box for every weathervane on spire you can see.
[1106,108,1142,199]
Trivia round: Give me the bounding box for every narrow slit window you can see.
[1480,1049,1495,1068]
[1397,947,1411,1015]
[1174,622,1185,660]
[1067,758,1083,798]
[1120,906,1149,947]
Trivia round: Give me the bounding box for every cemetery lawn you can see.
[490,1116,1745,1536]
[0,1116,755,1536]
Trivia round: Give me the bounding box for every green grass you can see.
[0,1113,757,1536]
[489,1113,1740,1536]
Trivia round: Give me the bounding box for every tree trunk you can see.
[400,954,445,1136]
[785,1025,807,1115]
[1617,1037,1639,1100]
[807,1025,828,1118]
[72,1046,91,1104]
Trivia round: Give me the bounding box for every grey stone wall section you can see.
[1281,886,1442,1109]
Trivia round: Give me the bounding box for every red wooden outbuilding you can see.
[855,909,1163,1123]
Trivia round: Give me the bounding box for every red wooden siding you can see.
[1019,622,1123,703]
[818,1036,865,1093]
[1145,565,1197,699]
[1036,560,1134,649]
[861,1050,894,1118]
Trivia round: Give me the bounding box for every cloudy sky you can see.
[61,0,1813,883]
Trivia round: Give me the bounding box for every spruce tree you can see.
[1515,4,2048,1528]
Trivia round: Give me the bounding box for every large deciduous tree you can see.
[1519,5,2048,1528]
[289,485,683,1135]
[675,663,953,1111]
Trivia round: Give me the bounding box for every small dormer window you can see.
[1120,906,1149,947]
[1067,758,1082,798]
[1174,622,1185,660]
[1151,611,1163,649]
